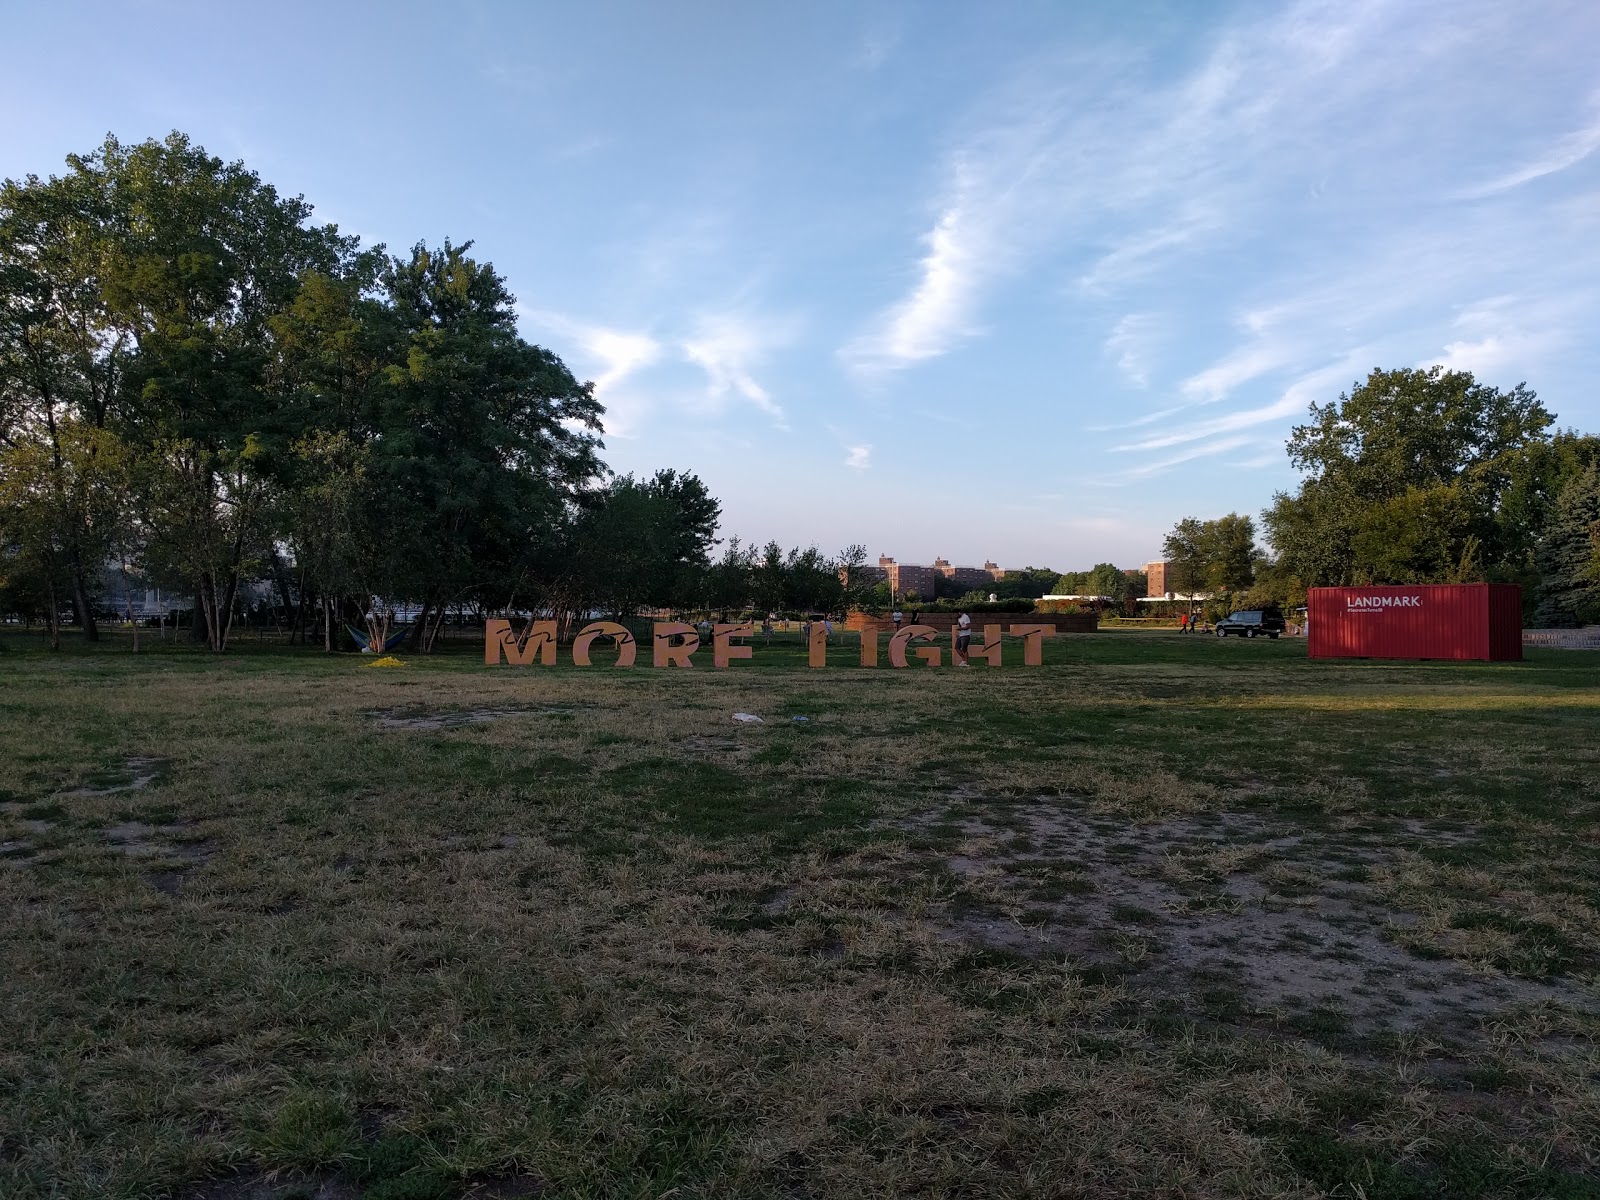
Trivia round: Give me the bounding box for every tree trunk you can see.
[411,601,431,652]
[46,579,61,651]
[189,588,209,644]
[216,572,240,653]
[268,551,297,630]
[290,569,308,645]
[71,562,99,643]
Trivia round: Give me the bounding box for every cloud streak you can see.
[1460,100,1600,198]
[681,312,794,426]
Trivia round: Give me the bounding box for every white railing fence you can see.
[1523,627,1600,649]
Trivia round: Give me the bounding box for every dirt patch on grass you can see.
[679,734,756,756]
[100,820,215,894]
[185,1170,358,1200]
[893,796,1595,1037]
[62,755,170,796]
[368,706,569,730]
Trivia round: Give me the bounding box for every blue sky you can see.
[6,1,1599,571]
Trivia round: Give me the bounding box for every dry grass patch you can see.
[1,635,1598,1198]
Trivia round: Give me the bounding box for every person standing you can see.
[892,608,903,631]
[763,611,774,643]
[955,610,972,666]
[823,614,834,645]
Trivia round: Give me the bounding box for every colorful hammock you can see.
[348,624,412,652]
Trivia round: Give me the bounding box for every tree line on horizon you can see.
[1160,366,1600,626]
[5,136,1598,650]
[0,133,894,652]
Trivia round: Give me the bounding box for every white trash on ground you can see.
[732,713,764,723]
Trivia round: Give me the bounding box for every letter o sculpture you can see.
[572,621,637,667]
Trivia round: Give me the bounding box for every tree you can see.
[1162,518,1209,603]
[0,161,137,636]
[706,536,754,616]
[835,543,873,611]
[282,431,370,651]
[137,436,276,652]
[0,418,130,648]
[1533,464,1600,627]
[1265,366,1554,586]
[1163,514,1261,617]
[364,241,604,647]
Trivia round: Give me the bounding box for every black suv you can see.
[1214,608,1286,639]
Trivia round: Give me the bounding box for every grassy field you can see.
[2,629,1598,1199]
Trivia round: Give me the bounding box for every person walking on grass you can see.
[823,614,834,645]
[955,610,972,666]
[763,611,774,643]
[1178,611,1188,633]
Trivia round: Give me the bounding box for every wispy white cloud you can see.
[1112,351,1371,461]
[1077,214,1216,294]
[519,308,662,437]
[681,312,794,426]
[842,199,989,372]
[1090,435,1258,486]
[1419,292,1576,378]
[842,0,1397,374]
[1460,98,1600,198]
[1178,342,1300,405]
[1104,313,1158,387]
[844,444,872,470]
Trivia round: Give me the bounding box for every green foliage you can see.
[1052,563,1135,599]
[1162,515,1260,604]
[1534,463,1600,626]
[1264,366,1556,586]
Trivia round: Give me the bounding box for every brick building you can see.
[1145,560,1168,598]
[865,555,1007,601]
[932,557,995,591]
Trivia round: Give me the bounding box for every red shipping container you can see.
[1308,584,1522,662]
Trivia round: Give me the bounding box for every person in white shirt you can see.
[823,616,834,644]
[955,611,972,666]
[892,609,903,631]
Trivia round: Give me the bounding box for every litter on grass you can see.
[732,713,764,723]
[366,656,406,668]
[792,715,810,723]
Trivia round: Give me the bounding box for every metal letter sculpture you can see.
[859,627,879,667]
[808,622,827,668]
[485,619,556,666]
[959,623,1003,666]
[572,621,637,667]
[1008,623,1055,666]
[889,624,941,668]
[713,622,754,669]
[652,621,699,669]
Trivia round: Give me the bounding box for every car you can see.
[1215,608,1286,639]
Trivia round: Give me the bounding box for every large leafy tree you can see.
[1,133,363,649]
[1162,513,1261,618]
[0,151,136,635]
[1534,464,1600,627]
[1264,366,1553,585]
[362,241,604,646]
[0,419,129,647]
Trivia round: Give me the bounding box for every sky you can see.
[5,1,1599,571]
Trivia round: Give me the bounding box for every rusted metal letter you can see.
[572,620,637,667]
[484,618,555,665]
[713,622,754,669]
[1008,623,1055,666]
[889,624,941,668]
[653,621,699,668]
